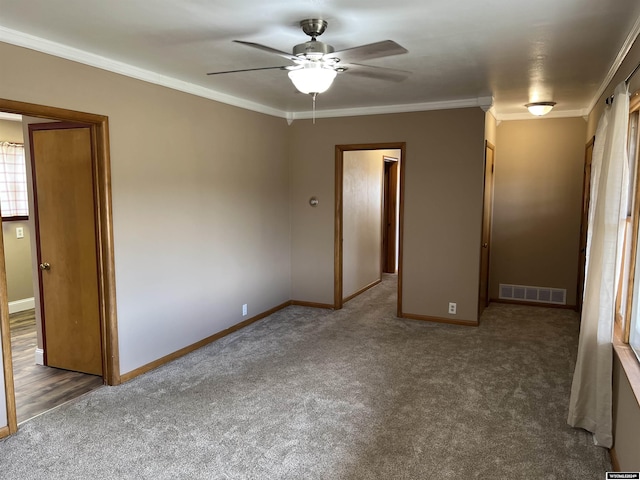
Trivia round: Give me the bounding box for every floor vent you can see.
[499,284,566,305]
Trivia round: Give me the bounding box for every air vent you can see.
[499,283,566,305]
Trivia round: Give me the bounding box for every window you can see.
[622,91,640,361]
[631,285,640,359]
[0,141,28,220]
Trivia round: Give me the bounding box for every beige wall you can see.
[490,118,586,306]
[612,353,640,470]
[0,119,23,142]
[485,110,497,146]
[290,108,486,322]
[343,150,383,298]
[0,42,292,380]
[2,221,33,303]
[0,119,34,304]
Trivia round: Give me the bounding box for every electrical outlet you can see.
[448,302,457,315]
[16,227,24,239]
[242,304,248,316]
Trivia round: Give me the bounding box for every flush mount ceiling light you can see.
[525,101,557,116]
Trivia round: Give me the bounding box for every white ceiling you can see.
[2,0,640,120]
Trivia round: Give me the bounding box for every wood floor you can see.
[9,309,103,423]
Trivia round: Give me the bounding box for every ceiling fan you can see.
[207,19,409,96]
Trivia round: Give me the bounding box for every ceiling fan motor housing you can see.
[294,19,335,60]
[293,40,335,59]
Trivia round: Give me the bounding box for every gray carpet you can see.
[0,275,610,479]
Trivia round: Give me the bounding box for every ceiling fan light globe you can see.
[288,65,337,94]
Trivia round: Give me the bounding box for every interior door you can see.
[29,123,103,376]
[577,136,595,313]
[478,141,495,316]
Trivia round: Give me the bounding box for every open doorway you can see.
[0,99,119,436]
[1,114,104,424]
[334,142,405,313]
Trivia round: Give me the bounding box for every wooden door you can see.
[382,158,398,273]
[577,136,595,313]
[478,141,495,316]
[29,123,103,376]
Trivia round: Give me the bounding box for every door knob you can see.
[482,243,488,248]
[39,262,51,270]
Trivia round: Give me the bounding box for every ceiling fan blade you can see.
[331,40,408,63]
[343,63,410,82]
[207,65,289,75]
[233,40,297,61]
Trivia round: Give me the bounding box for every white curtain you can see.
[0,141,28,218]
[567,82,630,448]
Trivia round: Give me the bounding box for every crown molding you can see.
[586,14,640,114]
[495,108,588,122]
[0,26,288,119]
[0,112,22,122]
[478,96,495,112]
[290,96,494,120]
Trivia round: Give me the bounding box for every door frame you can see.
[577,136,595,313]
[0,98,120,435]
[478,140,495,316]
[334,142,406,314]
[382,157,399,274]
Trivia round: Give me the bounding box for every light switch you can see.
[16,227,24,239]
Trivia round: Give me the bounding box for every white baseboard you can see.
[35,348,44,366]
[8,297,35,314]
